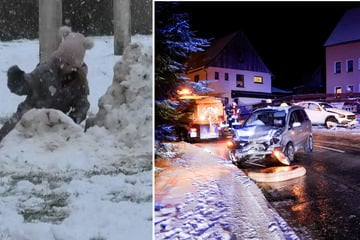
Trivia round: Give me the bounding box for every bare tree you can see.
[113,0,131,55]
[39,0,62,63]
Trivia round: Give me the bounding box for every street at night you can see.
[188,129,360,239]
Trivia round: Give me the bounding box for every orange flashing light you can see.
[272,148,290,165]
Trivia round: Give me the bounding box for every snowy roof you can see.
[187,32,237,69]
[324,7,360,47]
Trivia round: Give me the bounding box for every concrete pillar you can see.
[39,0,62,63]
[113,0,131,55]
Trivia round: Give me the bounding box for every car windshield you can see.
[244,110,286,127]
[319,102,333,109]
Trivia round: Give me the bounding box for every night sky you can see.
[171,1,360,89]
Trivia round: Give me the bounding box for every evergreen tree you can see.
[155,2,209,141]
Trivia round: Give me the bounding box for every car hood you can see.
[325,107,354,115]
[233,125,280,142]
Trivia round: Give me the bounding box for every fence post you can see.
[113,0,131,55]
[39,0,62,63]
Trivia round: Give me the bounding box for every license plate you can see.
[190,132,197,137]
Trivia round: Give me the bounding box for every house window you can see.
[347,85,354,92]
[335,86,342,94]
[236,74,244,88]
[224,73,229,81]
[215,72,219,80]
[334,61,341,73]
[347,60,353,72]
[194,75,199,82]
[253,76,263,84]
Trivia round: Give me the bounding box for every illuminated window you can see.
[225,73,229,81]
[335,86,342,94]
[347,60,353,72]
[334,61,341,73]
[253,76,263,84]
[236,74,244,88]
[194,75,199,82]
[215,72,219,80]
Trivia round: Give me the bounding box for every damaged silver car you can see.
[227,105,313,167]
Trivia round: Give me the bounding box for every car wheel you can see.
[325,116,338,129]
[304,135,313,153]
[284,142,295,162]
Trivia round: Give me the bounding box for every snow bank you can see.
[90,40,153,154]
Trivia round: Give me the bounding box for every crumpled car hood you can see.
[233,125,279,142]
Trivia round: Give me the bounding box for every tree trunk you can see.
[39,0,62,63]
[113,0,131,55]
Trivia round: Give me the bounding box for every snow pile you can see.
[13,108,84,140]
[0,35,152,240]
[91,41,152,152]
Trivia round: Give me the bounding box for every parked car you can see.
[227,105,313,167]
[294,101,357,129]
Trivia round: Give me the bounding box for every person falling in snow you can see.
[0,26,94,142]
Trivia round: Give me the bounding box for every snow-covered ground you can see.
[154,142,299,239]
[0,35,153,239]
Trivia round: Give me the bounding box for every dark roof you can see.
[231,90,274,99]
[187,32,237,69]
[187,31,271,74]
[324,7,360,47]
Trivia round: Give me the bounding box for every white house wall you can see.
[186,66,272,105]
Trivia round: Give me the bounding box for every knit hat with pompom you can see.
[51,26,94,71]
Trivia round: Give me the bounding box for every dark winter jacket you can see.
[0,60,90,142]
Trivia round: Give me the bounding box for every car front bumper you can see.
[228,141,289,165]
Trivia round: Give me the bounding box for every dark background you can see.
[0,0,152,41]
[173,1,360,90]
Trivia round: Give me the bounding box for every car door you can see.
[304,102,325,125]
[288,109,308,148]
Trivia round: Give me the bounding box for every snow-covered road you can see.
[154,142,299,239]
